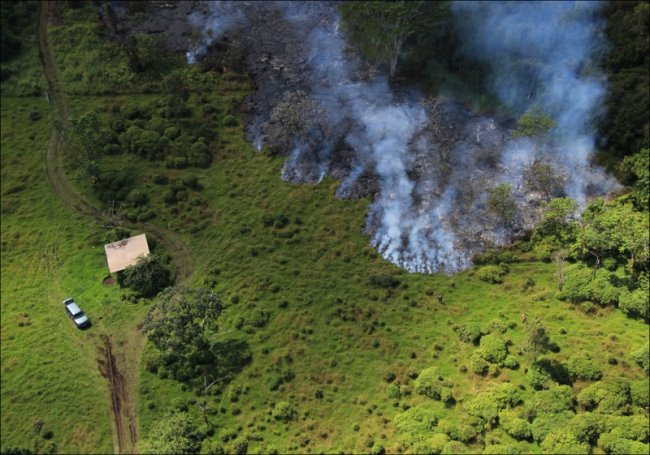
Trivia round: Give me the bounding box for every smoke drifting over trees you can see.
[186,1,619,274]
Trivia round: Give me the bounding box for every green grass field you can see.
[1,3,648,454]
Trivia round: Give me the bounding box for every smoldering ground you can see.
[182,1,618,273]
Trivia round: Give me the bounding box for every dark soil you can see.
[97,335,137,453]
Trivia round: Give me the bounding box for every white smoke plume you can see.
[185,1,618,274]
[452,1,619,204]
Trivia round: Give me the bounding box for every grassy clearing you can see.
[6,67,649,455]
[1,3,648,454]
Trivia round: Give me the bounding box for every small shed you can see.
[104,234,150,273]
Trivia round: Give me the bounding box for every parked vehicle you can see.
[62,297,91,329]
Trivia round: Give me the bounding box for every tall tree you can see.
[522,317,551,363]
[122,254,172,298]
[138,413,202,454]
[487,183,519,227]
[142,286,223,383]
[339,1,449,78]
[66,112,110,184]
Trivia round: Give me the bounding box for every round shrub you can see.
[485,319,508,335]
[223,115,239,127]
[619,289,649,321]
[414,367,452,401]
[499,410,532,440]
[430,433,450,455]
[273,401,296,422]
[470,352,490,376]
[541,429,590,454]
[477,264,508,284]
[465,383,521,425]
[164,126,180,139]
[631,343,649,375]
[530,411,574,443]
[29,109,42,121]
[528,385,575,417]
[630,379,649,409]
[456,322,482,344]
[526,364,556,390]
[152,174,169,185]
[478,334,508,364]
[565,353,603,381]
[503,356,519,370]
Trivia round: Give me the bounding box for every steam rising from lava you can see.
[187,1,618,274]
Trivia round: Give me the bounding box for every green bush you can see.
[223,115,239,127]
[456,322,482,344]
[245,309,270,328]
[528,385,575,418]
[502,356,519,370]
[369,274,401,288]
[484,319,508,335]
[487,183,519,226]
[394,407,438,445]
[477,334,508,364]
[619,289,649,321]
[631,343,649,375]
[470,352,490,376]
[473,250,517,266]
[386,383,401,399]
[152,174,169,185]
[126,188,149,207]
[559,266,621,307]
[430,433,450,454]
[477,264,509,284]
[540,429,590,454]
[565,353,603,381]
[499,410,532,440]
[567,413,603,445]
[464,383,521,425]
[272,401,296,422]
[182,176,200,190]
[415,367,453,403]
[603,415,650,442]
[122,254,172,298]
[526,364,556,390]
[630,379,649,409]
[441,440,468,454]
[577,379,632,415]
[437,419,479,443]
[598,430,649,455]
[103,143,121,155]
[164,126,180,139]
[138,413,202,454]
[530,411,574,443]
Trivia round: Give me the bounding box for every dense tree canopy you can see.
[339,1,450,79]
[142,286,223,384]
[138,413,202,454]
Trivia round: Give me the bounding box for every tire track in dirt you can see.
[97,335,137,454]
[37,2,192,453]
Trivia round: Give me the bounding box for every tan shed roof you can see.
[104,234,150,273]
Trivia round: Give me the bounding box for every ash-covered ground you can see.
[109,1,619,274]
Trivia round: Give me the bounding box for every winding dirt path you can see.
[37,2,193,453]
[37,2,192,280]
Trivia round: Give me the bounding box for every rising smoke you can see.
[185,1,618,274]
[451,1,617,204]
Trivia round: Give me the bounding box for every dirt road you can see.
[37,2,193,452]
[97,335,138,453]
